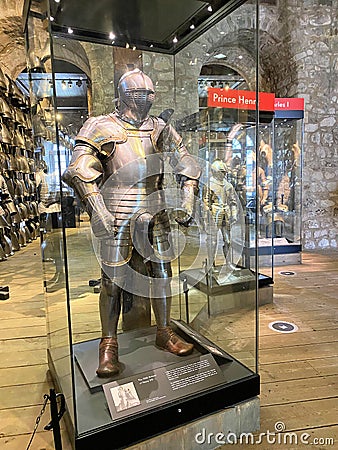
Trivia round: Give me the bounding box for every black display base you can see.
[51,322,260,449]
[181,266,272,296]
[74,322,233,393]
[0,285,10,300]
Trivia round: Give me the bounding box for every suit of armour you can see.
[63,69,200,377]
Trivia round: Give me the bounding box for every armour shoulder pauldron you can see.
[75,115,128,155]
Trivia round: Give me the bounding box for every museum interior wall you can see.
[0,0,336,448]
[0,0,337,251]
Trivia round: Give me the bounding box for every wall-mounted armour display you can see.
[0,66,40,261]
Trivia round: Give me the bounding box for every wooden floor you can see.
[0,236,337,449]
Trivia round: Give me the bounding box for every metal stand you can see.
[44,389,66,450]
[182,275,189,324]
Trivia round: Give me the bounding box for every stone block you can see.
[318,238,330,248]
[305,123,318,132]
[184,411,225,450]
[304,241,316,250]
[238,397,260,433]
[320,116,336,127]
[129,396,260,449]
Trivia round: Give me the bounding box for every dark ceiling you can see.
[49,0,247,54]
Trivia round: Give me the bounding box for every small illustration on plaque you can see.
[110,382,141,412]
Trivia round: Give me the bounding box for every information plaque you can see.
[103,353,225,420]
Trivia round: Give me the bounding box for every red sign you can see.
[207,88,275,111]
[275,98,304,111]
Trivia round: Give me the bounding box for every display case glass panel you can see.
[25,2,76,430]
[24,0,261,447]
[272,112,303,264]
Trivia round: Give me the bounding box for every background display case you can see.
[272,98,304,265]
[24,1,261,448]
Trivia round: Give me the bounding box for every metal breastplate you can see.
[102,124,162,181]
[102,128,165,222]
[98,122,169,267]
[209,178,228,208]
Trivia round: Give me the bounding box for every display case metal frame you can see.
[23,1,261,448]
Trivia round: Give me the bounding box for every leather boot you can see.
[156,327,193,356]
[96,337,119,378]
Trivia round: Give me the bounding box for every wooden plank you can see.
[282,309,337,322]
[0,317,46,331]
[0,349,46,369]
[0,381,51,409]
[260,342,338,364]
[259,360,319,383]
[0,404,66,436]
[0,430,73,450]
[204,329,338,357]
[307,357,338,377]
[0,309,46,320]
[0,364,49,388]
[0,326,46,340]
[294,318,338,331]
[259,329,338,349]
[260,357,338,381]
[260,374,338,406]
[0,337,47,352]
[260,397,338,431]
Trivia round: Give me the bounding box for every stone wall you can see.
[253,1,337,249]
[275,0,338,250]
[0,0,26,78]
[0,0,337,249]
[81,42,116,116]
[171,0,338,250]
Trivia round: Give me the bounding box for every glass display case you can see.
[272,98,304,265]
[238,98,304,270]
[24,1,261,448]
[203,97,304,274]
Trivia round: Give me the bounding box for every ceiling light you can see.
[150,44,154,48]
[173,36,178,43]
[132,46,136,51]
[207,5,212,12]
[50,16,54,21]
[190,24,195,30]
[109,32,115,40]
[67,27,73,34]
[54,0,60,3]
[238,55,243,59]
[126,43,130,48]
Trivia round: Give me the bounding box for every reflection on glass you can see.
[25,0,260,441]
